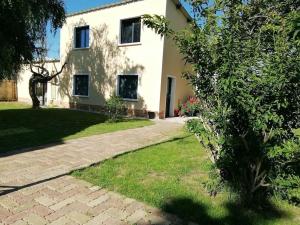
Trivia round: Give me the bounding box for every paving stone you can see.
[102,217,127,225]
[11,220,28,225]
[126,209,148,224]
[49,197,75,211]
[84,211,111,225]
[35,196,56,207]
[105,207,128,220]
[87,194,110,207]
[124,201,145,216]
[88,186,101,191]
[87,189,107,200]
[86,202,111,217]
[14,200,39,214]
[66,211,91,224]
[45,202,88,222]
[0,197,19,210]
[0,206,12,220]
[23,213,47,225]
[58,184,78,193]
[3,211,31,224]
[49,216,73,225]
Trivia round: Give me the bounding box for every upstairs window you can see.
[75,26,89,48]
[118,75,138,100]
[120,17,141,44]
[73,75,89,96]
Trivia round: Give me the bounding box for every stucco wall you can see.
[58,0,168,113]
[159,0,194,117]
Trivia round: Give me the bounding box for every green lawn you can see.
[73,132,300,225]
[0,102,153,153]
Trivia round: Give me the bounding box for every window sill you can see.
[118,42,141,47]
[73,95,89,98]
[122,98,138,102]
[73,47,90,51]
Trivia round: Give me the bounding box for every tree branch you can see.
[47,61,67,81]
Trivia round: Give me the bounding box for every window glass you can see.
[133,21,141,42]
[75,26,89,48]
[74,75,89,96]
[118,75,138,99]
[121,18,141,44]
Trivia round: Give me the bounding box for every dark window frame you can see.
[73,74,89,97]
[120,17,141,44]
[74,26,90,49]
[117,75,139,100]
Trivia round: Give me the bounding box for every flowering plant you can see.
[178,96,200,116]
[174,108,180,117]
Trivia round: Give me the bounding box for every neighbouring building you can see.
[17,0,194,118]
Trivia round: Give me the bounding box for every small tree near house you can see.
[143,0,300,206]
[29,61,67,108]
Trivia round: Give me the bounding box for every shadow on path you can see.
[0,173,68,196]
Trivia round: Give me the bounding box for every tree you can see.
[0,0,66,79]
[29,61,67,108]
[144,0,300,206]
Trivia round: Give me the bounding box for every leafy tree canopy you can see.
[0,0,66,79]
[144,0,300,206]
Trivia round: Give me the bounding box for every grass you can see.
[295,128,300,137]
[73,131,300,225]
[0,102,153,153]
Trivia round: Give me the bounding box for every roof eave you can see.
[67,0,143,18]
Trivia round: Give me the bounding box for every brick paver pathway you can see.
[0,121,194,225]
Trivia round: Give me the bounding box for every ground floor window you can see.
[118,75,138,100]
[73,75,89,96]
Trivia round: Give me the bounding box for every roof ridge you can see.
[67,0,143,17]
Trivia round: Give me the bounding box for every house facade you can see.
[17,0,194,118]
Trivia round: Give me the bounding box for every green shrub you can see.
[186,119,204,134]
[144,0,300,206]
[105,95,126,122]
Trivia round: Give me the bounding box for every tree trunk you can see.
[29,75,41,109]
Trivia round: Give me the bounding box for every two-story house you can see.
[17,0,194,118]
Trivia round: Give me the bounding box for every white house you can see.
[17,0,194,118]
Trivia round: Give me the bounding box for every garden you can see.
[73,129,300,225]
[74,1,300,224]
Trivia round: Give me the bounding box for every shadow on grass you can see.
[0,107,147,156]
[148,197,288,225]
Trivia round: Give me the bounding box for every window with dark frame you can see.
[73,75,89,96]
[120,17,141,44]
[118,75,138,100]
[75,26,89,48]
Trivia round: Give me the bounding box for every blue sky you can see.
[47,0,191,58]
